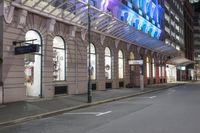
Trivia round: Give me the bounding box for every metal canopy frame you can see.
[11,0,178,55]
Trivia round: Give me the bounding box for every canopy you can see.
[167,56,195,66]
[11,0,178,55]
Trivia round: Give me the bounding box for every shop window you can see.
[130,52,135,71]
[159,66,162,77]
[130,52,135,60]
[162,65,165,77]
[105,47,112,79]
[118,50,124,79]
[146,57,150,78]
[152,58,155,78]
[53,36,66,81]
[87,43,96,80]
[25,30,42,97]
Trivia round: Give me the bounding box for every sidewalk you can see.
[0,82,185,127]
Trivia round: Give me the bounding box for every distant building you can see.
[191,1,200,79]
[183,0,194,80]
[163,0,186,82]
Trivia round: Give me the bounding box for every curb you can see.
[0,83,183,128]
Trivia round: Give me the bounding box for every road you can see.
[1,82,200,133]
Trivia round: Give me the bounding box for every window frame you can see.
[53,36,66,81]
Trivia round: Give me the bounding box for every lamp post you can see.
[87,1,92,103]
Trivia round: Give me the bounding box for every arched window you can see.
[87,43,96,80]
[146,57,150,78]
[159,60,162,77]
[118,50,124,79]
[25,30,42,97]
[105,47,112,79]
[130,52,135,60]
[152,58,155,78]
[130,52,135,71]
[53,36,66,81]
[162,64,165,77]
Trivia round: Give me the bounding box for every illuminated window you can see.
[152,58,155,78]
[162,65,165,77]
[164,1,170,10]
[171,20,175,27]
[165,26,170,34]
[87,43,96,80]
[176,24,179,31]
[165,13,170,22]
[105,47,112,79]
[118,50,124,79]
[53,36,66,81]
[158,60,162,78]
[25,30,42,97]
[130,52,135,60]
[146,57,150,78]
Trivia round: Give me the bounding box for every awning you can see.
[10,0,178,55]
[167,56,195,66]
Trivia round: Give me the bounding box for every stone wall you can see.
[2,8,167,103]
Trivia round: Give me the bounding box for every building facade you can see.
[183,0,194,80]
[163,0,187,82]
[192,1,200,79]
[0,0,178,103]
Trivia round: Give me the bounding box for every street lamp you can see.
[87,1,92,103]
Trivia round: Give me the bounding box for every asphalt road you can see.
[1,82,200,133]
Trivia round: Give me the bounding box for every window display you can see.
[25,30,42,97]
[105,47,112,79]
[118,50,124,79]
[146,57,150,78]
[162,65,165,77]
[87,43,96,80]
[152,58,155,78]
[53,36,66,81]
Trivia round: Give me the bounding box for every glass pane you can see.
[152,58,155,78]
[87,43,96,54]
[53,49,65,81]
[162,66,165,77]
[105,47,111,56]
[90,54,96,80]
[118,58,124,79]
[53,36,65,49]
[25,30,41,45]
[118,50,123,58]
[130,52,134,60]
[105,56,111,79]
[146,57,150,78]
[159,66,161,77]
[87,53,96,80]
[147,62,150,78]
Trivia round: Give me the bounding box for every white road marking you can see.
[96,111,112,116]
[63,112,100,115]
[149,96,156,99]
[63,111,112,117]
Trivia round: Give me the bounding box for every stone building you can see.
[0,0,177,103]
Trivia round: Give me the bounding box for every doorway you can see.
[24,30,42,98]
[130,65,135,85]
